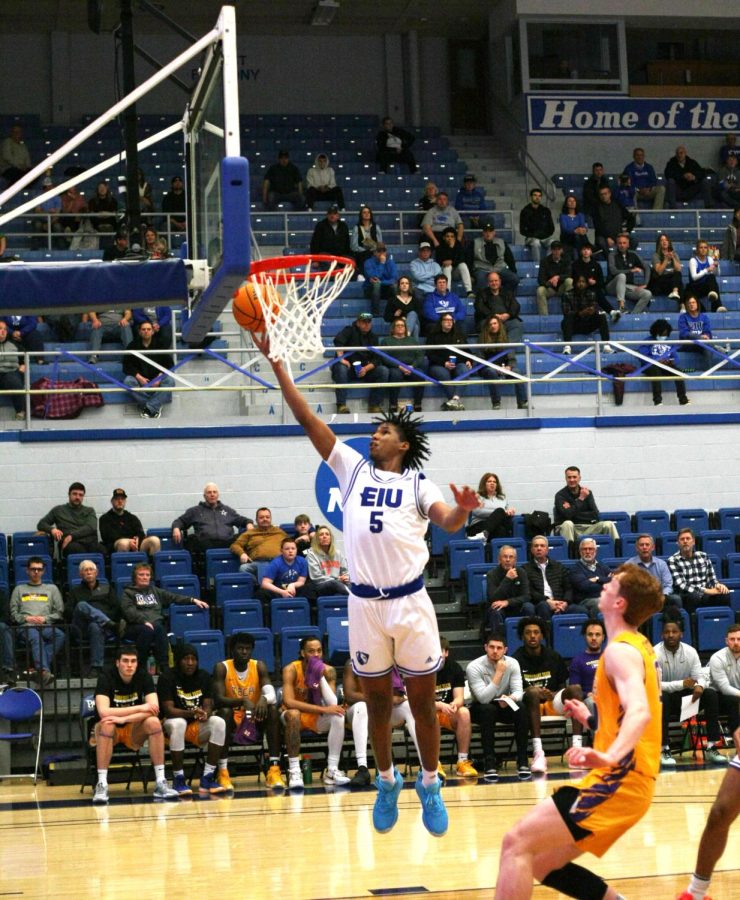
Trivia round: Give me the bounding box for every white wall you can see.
[1,422,738,538]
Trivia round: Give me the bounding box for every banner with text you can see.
[527,96,739,135]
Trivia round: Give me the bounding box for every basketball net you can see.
[248,255,355,364]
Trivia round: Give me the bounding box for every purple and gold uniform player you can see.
[255,332,479,837]
[568,618,606,714]
[495,565,663,899]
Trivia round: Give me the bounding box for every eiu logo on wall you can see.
[314,437,370,532]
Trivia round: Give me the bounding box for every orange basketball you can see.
[232,281,280,333]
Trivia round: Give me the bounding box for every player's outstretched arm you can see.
[428,483,480,533]
[254,333,336,461]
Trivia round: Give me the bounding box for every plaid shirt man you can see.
[667,549,718,599]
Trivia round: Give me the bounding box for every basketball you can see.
[232,281,280,333]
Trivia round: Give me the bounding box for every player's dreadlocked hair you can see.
[373,408,430,470]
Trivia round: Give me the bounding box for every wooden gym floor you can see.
[1,762,738,899]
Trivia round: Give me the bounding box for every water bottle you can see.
[147,654,156,675]
[301,755,313,785]
[448,355,457,366]
[352,360,362,376]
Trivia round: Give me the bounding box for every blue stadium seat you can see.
[659,532,679,557]
[223,599,263,635]
[466,563,494,608]
[110,551,147,584]
[316,596,349,635]
[249,627,276,673]
[634,510,670,540]
[326,616,350,666]
[205,548,240,589]
[66,552,107,585]
[673,508,710,533]
[511,515,527,539]
[182,629,225,674]
[270,598,311,635]
[146,527,174,551]
[585,534,615,558]
[153,550,192,582]
[429,523,466,557]
[214,572,256,608]
[11,532,51,558]
[649,608,691,645]
[699,530,734,562]
[169,605,210,640]
[724,579,740,613]
[0,534,6,561]
[448,539,487,581]
[551,614,589,660]
[599,511,632,535]
[727,554,740,580]
[504,617,524,655]
[695,607,735,653]
[717,508,740,544]
[546,535,569,561]
[619,533,642,557]
[160,574,201,599]
[13,554,53,584]
[489,537,528,562]
[280,625,321,667]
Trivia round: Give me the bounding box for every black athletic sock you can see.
[541,862,608,900]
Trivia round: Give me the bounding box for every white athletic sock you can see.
[327,716,344,768]
[687,874,711,899]
[533,738,543,753]
[97,769,108,787]
[288,756,301,773]
[357,754,368,768]
[269,757,279,766]
[319,676,337,705]
[379,766,395,784]
[421,767,438,788]
[203,762,216,777]
[571,735,583,748]
[154,764,166,783]
[351,706,369,768]
[173,769,184,778]
[218,758,228,770]
[458,752,468,761]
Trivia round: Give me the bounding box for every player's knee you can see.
[564,684,583,701]
[144,716,162,735]
[208,715,226,745]
[706,798,733,830]
[524,687,540,706]
[457,706,471,724]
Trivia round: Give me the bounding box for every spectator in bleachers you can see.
[622,147,665,210]
[349,205,382,272]
[311,204,351,262]
[626,533,682,608]
[262,149,305,211]
[121,561,207,670]
[132,306,173,347]
[258,536,310,602]
[122,318,175,419]
[383,276,422,340]
[719,132,739,166]
[363,243,398,315]
[306,525,349,597]
[31,175,64,249]
[553,467,619,546]
[467,472,515,541]
[519,188,555,264]
[559,274,612,356]
[606,234,652,316]
[720,206,740,262]
[417,181,438,227]
[558,195,590,260]
[60,183,87,241]
[568,619,605,714]
[582,162,609,220]
[421,191,464,249]
[172,482,250,556]
[67,558,119,678]
[0,124,32,186]
[434,637,478,778]
[536,241,573,316]
[0,585,16,684]
[664,145,713,209]
[37,481,103,557]
[137,169,154,216]
[523,536,578,621]
[10,556,65,687]
[615,173,636,210]
[648,234,683,304]
[102,229,129,261]
[421,274,466,335]
[230,507,288,577]
[330,311,389,415]
[158,642,228,795]
[87,180,118,237]
[593,186,636,254]
[410,241,442,301]
[477,316,528,410]
[655,616,728,769]
[161,175,186,232]
[292,514,314,558]
[466,631,531,781]
[282,636,350,788]
[435,226,474,298]
[87,307,133,362]
[305,153,345,212]
[707,624,740,739]
[380,317,425,413]
[375,117,417,175]
[425,312,469,412]
[571,244,617,321]
[143,225,168,259]
[100,488,161,557]
[213,630,285,791]
[714,155,740,209]
[513,616,585,774]
[569,537,613,615]
[678,294,719,365]
[638,319,690,407]
[473,221,518,293]
[482,545,534,635]
[667,528,730,613]
[454,173,489,229]
[0,319,27,421]
[474,271,524,340]
[0,315,44,361]
[688,240,724,311]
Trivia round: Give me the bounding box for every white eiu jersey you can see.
[328,440,444,589]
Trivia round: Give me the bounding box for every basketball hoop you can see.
[247,254,355,363]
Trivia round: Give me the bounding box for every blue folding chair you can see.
[66,552,107,586]
[11,532,51,558]
[717,508,740,546]
[727,554,740,580]
[110,551,147,584]
[183,629,225,675]
[326,616,350,666]
[146,527,174,551]
[583,534,615,558]
[0,687,43,784]
[659,532,679,557]
[699,530,734,563]
[551,614,589,660]
[695,607,734,653]
[546,535,569,561]
[429,522,465,557]
[489,537,527,562]
[249,627,276,673]
[511,515,527,539]
[724,579,740,613]
[270,598,311,635]
[214,572,256,608]
[466,563,495,608]
[280,625,321,667]
[447,539,486,581]
[223,599,263,635]
[316,595,349,635]
[619,533,642,558]
[160,574,201,599]
[673,508,710,533]
[205,548,240,589]
[169,605,210,640]
[153,550,192,582]
[634,510,670,540]
[504,617,524,655]
[13,554,54,584]
[0,533,7,561]
[599,511,631,535]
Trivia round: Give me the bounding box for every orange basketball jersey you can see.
[223,658,260,704]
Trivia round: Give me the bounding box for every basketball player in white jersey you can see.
[256,334,479,837]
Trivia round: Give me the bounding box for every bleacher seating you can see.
[694,607,735,653]
[161,574,201,599]
[182,629,225,674]
[66,552,106,586]
[223,599,263,635]
[270,598,311,635]
[169,605,210,640]
[214,573,256,608]
[316,596,349,636]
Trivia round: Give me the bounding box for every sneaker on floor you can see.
[349,765,371,787]
[530,748,547,774]
[288,768,304,791]
[668,289,681,300]
[676,893,712,900]
[324,768,351,786]
[491,400,501,410]
[441,400,452,411]
[708,291,719,302]
[610,309,622,323]
[449,397,465,411]
[217,768,233,791]
[562,345,571,356]
[140,408,153,418]
[415,771,448,837]
[716,305,727,312]
[455,759,478,778]
[92,781,109,805]
[661,749,677,768]
[466,291,476,299]
[150,408,162,419]
[436,763,447,782]
[172,773,192,796]
[199,771,227,794]
[517,765,532,780]
[517,401,528,410]
[679,397,691,405]
[39,669,55,687]
[153,780,180,800]
[483,764,498,783]
[14,411,25,420]
[266,764,287,790]
[654,398,663,406]
[373,769,403,833]
[705,747,729,766]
